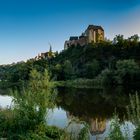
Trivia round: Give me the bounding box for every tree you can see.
[107,115,126,140]
[63,60,74,80]
[84,59,100,79]
[53,64,63,80]
[98,68,116,86]
[113,35,124,45]
[116,59,140,84]
[129,34,139,43]
[0,69,57,139]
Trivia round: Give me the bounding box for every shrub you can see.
[116,59,140,85]
[133,125,140,140]
[107,114,126,140]
[97,68,116,86]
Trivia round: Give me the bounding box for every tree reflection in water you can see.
[55,86,140,137]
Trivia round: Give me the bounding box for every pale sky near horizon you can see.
[0,0,140,64]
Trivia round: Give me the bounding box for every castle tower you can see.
[85,25,104,43]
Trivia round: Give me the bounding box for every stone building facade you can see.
[64,25,104,49]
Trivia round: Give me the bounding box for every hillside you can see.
[0,35,140,88]
[51,39,140,83]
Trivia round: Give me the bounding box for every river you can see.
[0,86,139,139]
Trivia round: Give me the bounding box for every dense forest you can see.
[0,34,140,88]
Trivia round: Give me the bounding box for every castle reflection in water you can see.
[66,111,107,136]
[55,86,140,138]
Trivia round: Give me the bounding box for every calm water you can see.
[0,95,13,108]
[0,86,139,139]
[48,87,138,139]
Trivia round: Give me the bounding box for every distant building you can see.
[64,25,104,49]
[35,46,56,60]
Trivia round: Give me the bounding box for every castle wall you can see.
[97,29,104,42]
[64,25,104,49]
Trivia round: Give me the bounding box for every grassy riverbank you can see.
[54,78,103,89]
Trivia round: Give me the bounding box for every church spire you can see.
[48,43,52,52]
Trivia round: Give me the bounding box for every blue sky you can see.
[0,0,140,64]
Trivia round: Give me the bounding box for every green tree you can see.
[84,59,100,79]
[0,69,56,139]
[127,93,140,140]
[129,34,139,43]
[116,59,140,84]
[63,60,74,80]
[113,34,124,44]
[133,125,140,140]
[107,115,126,140]
[98,68,116,86]
[53,64,63,80]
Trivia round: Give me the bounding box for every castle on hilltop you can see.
[64,25,104,49]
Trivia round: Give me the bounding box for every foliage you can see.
[133,125,140,140]
[107,114,126,140]
[0,69,61,139]
[116,59,140,84]
[78,123,89,140]
[84,59,100,78]
[62,118,90,140]
[113,34,124,45]
[56,78,102,88]
[63,60,75,80]
[127,92,140,125]
[97,68,116,86]
[53,63,63,80]
[0,59,48,88]
[126,93,140,140]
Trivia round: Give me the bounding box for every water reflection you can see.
[53,86,139,139]
[89,118,106,135]
[0,86,139,139]
[56,87,131,120]
[67,112,107,135]
[48,108,68,128]
[0,95,13,108]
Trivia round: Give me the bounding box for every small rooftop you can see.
[87,25,104,31]
[69,36,79,41]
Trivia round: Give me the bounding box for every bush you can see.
[133,125,140,140]
[107,115,126,140]
[0,69,61,139]
[126,93,140,140]
[116,59,140,85]
[97,68,116,86]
